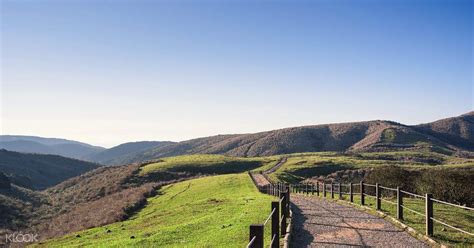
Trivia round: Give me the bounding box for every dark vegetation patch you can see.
[365,166,474,206]
[0,149,101,190]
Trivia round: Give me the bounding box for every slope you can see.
[415,111,474,151]
[33,173,275,248]
[126,115,469,163]
[0,149,101,189]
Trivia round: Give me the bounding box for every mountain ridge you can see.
[125,112,473,163]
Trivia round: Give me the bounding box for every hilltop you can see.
[121,112,474,164]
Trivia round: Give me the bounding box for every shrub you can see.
[416,169,474,206]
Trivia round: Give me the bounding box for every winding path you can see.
[291,195,428,248]
[251,157,288,188]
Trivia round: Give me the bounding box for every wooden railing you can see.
[247,173,291,248]
[291,181,474,238]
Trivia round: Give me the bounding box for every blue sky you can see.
[1,0,472,147]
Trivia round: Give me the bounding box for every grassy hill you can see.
[0,154,279,245]
[0,149,101,189]
[111,112,473,164]
[33,174,275,247]
[266,151,474,184]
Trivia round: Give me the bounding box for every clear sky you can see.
[1,0,472,147]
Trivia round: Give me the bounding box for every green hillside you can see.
[268,151,474,183]
[33,173,275,247]
[140,154,280,175]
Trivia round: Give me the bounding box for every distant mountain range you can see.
[0,135,105,160]
[1,112,472,165]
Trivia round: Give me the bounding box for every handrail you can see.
[247,236,256,248]
[400,205,425,217]
[268,234,277,248]
[400,190,425,199]
[432,198,474,211]
[263,208,276,226]
[362,193,376,198]
[431,217,474,236]
[292,180,473,240]
[379,185,397,191]
[380,197,397,205]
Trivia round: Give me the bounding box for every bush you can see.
[416,169,474,206]
[365,166,420,193]
[364,166,474,206]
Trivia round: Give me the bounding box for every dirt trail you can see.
[291,195,428,248]
[251,157,287,188]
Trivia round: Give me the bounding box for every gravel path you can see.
[291,195,429,248]
[251,157,288,188]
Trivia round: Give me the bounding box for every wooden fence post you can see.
[360,181,365,206]
[271,201,279,248]
[338,183,342,199]
[311,183,315,195]
[323,182,326,197]
[426,193,433,236]
[285,189,290,216]
[350,183,353,202]
[316,182,320,196]
[331,182,334,199]
[249,224,264,248]
[397,187,403,220]
[376,183,381,210]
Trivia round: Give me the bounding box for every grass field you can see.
[140,154,281,176]
[33,173,276,247]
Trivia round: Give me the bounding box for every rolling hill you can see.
[0,135,105,159]
[0,149,101,189]
[118,112,473,164]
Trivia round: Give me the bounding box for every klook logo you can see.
[5,232,39,243]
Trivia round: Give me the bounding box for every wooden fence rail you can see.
[247,172,291,248]
[291,181,473,238]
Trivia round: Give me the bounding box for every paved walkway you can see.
[291,195,429,248]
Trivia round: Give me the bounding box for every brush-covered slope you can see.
[0,154,278,244]
[33,173,274,248]
[0,149,101,189]
[0,135,105,159]
[415,111,474,151]
[127,116,470,163]
[87,141,175,165]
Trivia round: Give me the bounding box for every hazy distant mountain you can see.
[87,141,175,165]
[0,135,105,159]
[0,149,101,189]
[124,112,473,163]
